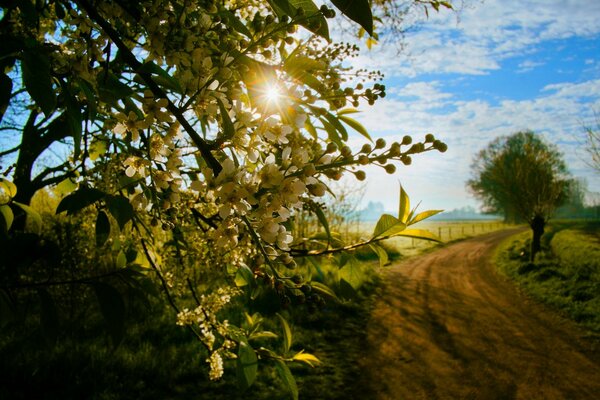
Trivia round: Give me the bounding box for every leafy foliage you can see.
[0,0,450,395]
[468,131,571,260]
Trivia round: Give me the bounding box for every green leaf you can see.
[331,0,373,36]
[77,78,97,118]
[249,331,279,341]
[409,209,444,225]
[98,71,134,106]
[116,251,127,269]
[312,203,331,242]
[323,112,348,141]
[292,351,321,367]
[216,97,235,139]
[393,229,441,242]
[235,264,255,287]
[236,341,258,390]
[372,214,406,238]
[320,117,342,147]
[0,205,13,233]
[0,73,12,123]
[268,0,329,40]
[275,360,299,400]
[65,92,82,158]
[304,118,318,139]
[277,313,293,353]
[138,61,182,93]
[106,195,134,230]
[22,49,56,116]
[37,288,59,343]
[338,115,372,142]
[399,186,410,223]
[95,210,110,247]
[337,108,359,115]
[0,178,17,198]
[56,187,105,215]
[339,256,364,289]
[309,281,339,301]
[13,202,42,234]
[220,10,252,38]
[92,283,126,346]
[368,243,389,268]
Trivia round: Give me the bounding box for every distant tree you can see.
[583,116,600,173]
[467,131,571,261]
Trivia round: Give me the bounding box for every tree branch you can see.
[74,0,223,175]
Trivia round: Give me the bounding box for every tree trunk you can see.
[530,215,545,262]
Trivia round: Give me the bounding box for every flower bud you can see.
[384,164,396,174]
[375,138,386,149]
[326,142,338,153]
[355,170,366,181]
[358,155,369,165]
[360,143,372,154]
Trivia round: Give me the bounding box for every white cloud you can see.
[517,60,545,73]
[350,0,600,77]
[350,78,600,211]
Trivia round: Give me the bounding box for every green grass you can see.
[495,221,600,334]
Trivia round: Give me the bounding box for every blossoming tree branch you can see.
[0,0,450,395]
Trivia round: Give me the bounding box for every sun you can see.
[265,84,282,103]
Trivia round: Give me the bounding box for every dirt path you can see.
[360,228,600,400]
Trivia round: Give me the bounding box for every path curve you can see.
[360,228,600,400]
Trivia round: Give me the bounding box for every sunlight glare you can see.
[266,84,281,103]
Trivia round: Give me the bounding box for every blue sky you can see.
[340,0,600,212]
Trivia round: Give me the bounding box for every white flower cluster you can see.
[176,287,240,380]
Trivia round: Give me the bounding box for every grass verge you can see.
[495,221,600,335]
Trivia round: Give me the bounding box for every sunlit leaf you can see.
[338,115,372,142]
[393,229,441,242]
[292,351,321,367]
[0,205,13,233]
[304,118,318,139]
[13,201,42,234]
[92,283,126,346]
[116,250,127,269]
[320,117,342,147]
[368,243,389,268]
[0,178,17,198]
[220,10,252,38]
[235,264,255,287]
[324,112,348,141]
[409,209,444,225]
[275,360,298,400]
[277,313,293,353]
[372,214,406,238]
[339,256,364,289]
[399,186,410,223]
[236,341,258,390]
[249,331,278,341]
[337,108,359,115]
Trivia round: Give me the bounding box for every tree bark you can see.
[530,215,545,262]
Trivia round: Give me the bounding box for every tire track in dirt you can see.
[359,229,600,400]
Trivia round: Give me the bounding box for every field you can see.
[495,220,600,334]
[350,219,511,257]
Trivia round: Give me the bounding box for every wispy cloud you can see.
[351,0,600,77]
[349,78,600,211]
